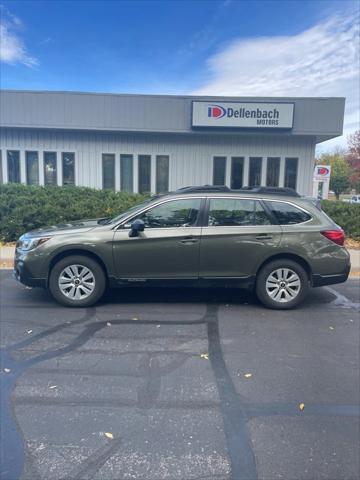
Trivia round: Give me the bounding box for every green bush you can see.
[0,184,148,242]
[321,200,360,240]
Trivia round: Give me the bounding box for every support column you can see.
[243,157,249,187]
[20,151,26,184]
[261,157,267,186]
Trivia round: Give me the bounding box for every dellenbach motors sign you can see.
[192,101,294,129]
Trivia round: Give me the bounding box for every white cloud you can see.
[192,11,359,152]
[0,6,38,67]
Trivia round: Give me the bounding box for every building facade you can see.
[0,91,345,195]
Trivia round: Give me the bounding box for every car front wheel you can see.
[49,255,106,307]
[256,259,309,309]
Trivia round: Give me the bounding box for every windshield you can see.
[107,196,163,224]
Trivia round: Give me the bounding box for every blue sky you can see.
[0,0,359,151]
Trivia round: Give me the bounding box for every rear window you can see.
[267,201,311,225]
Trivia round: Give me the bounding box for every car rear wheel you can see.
[256,259,309,309]
[49,255,106,307]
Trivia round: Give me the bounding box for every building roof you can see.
[0,89,345,143]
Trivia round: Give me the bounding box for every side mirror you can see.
[128,219,145,237]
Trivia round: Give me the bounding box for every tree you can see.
[346,130,360,192]
[316,149,350,200]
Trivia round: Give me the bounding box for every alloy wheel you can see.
[265,268,301,303]
[58,264,96,300]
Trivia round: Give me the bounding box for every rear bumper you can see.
[312,264,351,287]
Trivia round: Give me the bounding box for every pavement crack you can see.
[205,304,258,480]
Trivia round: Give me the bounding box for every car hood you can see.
[23,218,108,238]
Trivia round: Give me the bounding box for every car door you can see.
[199,197,282,278]
[112,197,204,279]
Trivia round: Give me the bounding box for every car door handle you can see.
[255,234,273,240]
[180,236,199,245]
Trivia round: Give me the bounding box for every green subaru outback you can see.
[14,186,350,309]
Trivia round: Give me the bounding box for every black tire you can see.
[49,255,106,307]
[256,259,309,310]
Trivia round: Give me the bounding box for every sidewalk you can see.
[0,246,15,269]
[1,244,359,275]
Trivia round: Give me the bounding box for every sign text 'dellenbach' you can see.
[192,102,294,129]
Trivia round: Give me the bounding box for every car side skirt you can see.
[109,275,255,290]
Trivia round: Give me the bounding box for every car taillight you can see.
[321,229,345,246]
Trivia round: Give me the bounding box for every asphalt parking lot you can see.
[0,270,359,480]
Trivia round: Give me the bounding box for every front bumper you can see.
[14,250,47,288]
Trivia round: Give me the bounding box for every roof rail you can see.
[237,186,300,197]
[175,185,231,193]
[174,185,300,197]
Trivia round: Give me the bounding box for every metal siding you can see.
[0,128,316,194]
[0,90,344,141]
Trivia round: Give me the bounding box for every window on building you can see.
[120,154,133,192]
[266,157,280,187]
[267,201,311,224]
[133,198,201,228]
[102,154,115,190]
[213,157,226,185]
[231,157,244,189]
[138,155,151,194]
[156,155,169,193]
[7,150,20,183]
[208,198,270,226]
[284,158,298,190]
[249,157,262,187]
[62,152,75,185]
[26,151,39,185]
[44,152,57,185]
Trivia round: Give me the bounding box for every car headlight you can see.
[17,237,51,251]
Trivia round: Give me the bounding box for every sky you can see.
[0,0,359,153]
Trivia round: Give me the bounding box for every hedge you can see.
[0,184,148,242]
[0,184,359,242]
[321,200,360,240]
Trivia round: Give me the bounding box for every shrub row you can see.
[0,184,148,242]
[0,184,359,242]
[321,200,360,240]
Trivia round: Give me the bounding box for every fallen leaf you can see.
[299,403,305,411]
[49,385,57,390]
[27,330,33,334]
[104,432,114,439]
[4,368,11,373]
[200,353,209,360]
[244,373,252,378]
[106,322,111,326]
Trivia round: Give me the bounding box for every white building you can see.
[0,90,345,195]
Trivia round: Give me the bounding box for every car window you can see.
[254,201,271,225]
[131,198,201,228]
[267,201,311,224]
[208,198,271,226]
[109,197,160,224]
